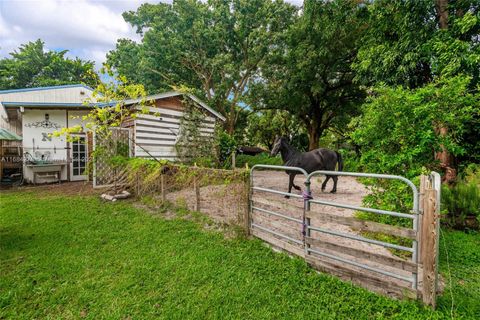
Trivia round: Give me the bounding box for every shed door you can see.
[70,134,88,181]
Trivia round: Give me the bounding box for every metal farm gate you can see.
[248,165,441,307]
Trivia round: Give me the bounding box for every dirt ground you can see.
[164,182,247,225]
[0,181,101,196]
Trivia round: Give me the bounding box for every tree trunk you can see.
[435,0,456,183]
[307,124,320,151]
[435,0,449,29]
[225,120,235,135]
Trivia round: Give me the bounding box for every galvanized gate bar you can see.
[307,247,414,283]
[249,165,425,293]
[252,186,304,199]
[305,170,419,214]
[252,206,303,223]
[305,169,420,289]
[251,223,304,245]
[307,225,414,252]
[250,164,309,177]
[308,198,414,219]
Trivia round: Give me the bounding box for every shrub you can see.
[234,153,282,169]
[217,131,237,165]
[442,164,480,229]
[175,99,218,165]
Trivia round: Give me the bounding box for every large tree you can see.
[353,0,480,180]
[249,0,366,150]
[107,0,297,134]
[245,110,308,150]
[0,39,99,89]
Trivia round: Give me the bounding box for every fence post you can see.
[160,174,166,202]
[421,173,441,308]
[113,167,117,194]
[193,164,200,212]
[244,164,251,236]
[418,175,427,264]
[231,151,236,170]
[304,180,311,257]
[136,171,140,197]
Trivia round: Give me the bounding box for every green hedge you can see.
[234,153,282,169]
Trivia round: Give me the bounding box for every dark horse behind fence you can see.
[270,136,343,196]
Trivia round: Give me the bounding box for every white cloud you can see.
[0,0,146,67]
[0,0,303,69]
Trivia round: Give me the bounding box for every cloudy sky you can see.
[0,0,303,70]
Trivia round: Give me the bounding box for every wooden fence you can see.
[97,160,441,307]
[248,166,441,308]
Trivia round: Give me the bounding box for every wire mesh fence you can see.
[104,160,250,232]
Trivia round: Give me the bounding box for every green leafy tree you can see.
[107,0,297,134]
[0,39,99,89]
[353,0,480,179]
[250,0,366,150]
[245,110,308,151]
[353,0,480,88]
[350,75,479,177]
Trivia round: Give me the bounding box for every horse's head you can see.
[270,136,285,156]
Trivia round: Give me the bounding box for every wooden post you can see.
[421,174,440,308]
[160,174,166,202]
[418,175,427,264]
[193,165,200,212]
[244,167,251,236]
[0,140,3,181]
[136,171,140,197]
[113,167,118,194]
[231,151,236,170]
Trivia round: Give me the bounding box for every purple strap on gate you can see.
[302,191,311,236]
[302,190,313,200]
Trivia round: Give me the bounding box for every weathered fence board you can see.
[251,195,303,213]
[420,174,441,308]
[252,228,305,257]
[305,211,417,239]
[305,237,417,272]
[306,256,418,300]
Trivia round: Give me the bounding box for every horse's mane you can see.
[280,139,300,163]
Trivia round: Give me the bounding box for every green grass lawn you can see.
[1,191,479,319]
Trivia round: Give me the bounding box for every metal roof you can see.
[0,85,225,122]
[122,91,226,121]
[0,128,22,141]
[1,102,88,107]
[0,84,95,94]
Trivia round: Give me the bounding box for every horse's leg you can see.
[292,178,301,191]
[321,175,331,191]
[330,176,338,193]
[285,173,296,198]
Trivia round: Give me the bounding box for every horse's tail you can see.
[335,151,343,172]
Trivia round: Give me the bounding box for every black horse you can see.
[270,136,343,195]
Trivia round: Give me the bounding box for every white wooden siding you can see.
[145,106,216,122]
[134,105,218,160]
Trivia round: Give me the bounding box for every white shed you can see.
[0,84,225,185]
